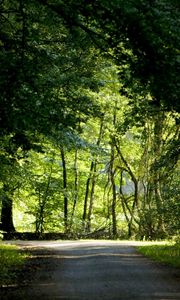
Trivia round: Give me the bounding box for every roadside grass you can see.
[137,242,180,268]
[0,243,28,285]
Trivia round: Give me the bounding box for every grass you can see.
[0,243,27,285]
[137,242,180,268]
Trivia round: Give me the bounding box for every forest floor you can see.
[0,240,180,300]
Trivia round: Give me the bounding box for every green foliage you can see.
[0,243,27,284]
[138,243,180,268]
[50,0,180,112]
[0,0,179,239]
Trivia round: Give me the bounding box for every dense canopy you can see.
[0,0,179,239]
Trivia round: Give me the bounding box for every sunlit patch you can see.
[59,252,141,259]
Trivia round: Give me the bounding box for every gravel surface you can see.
[0,240,180,300]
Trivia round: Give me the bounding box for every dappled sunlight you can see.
[6,239,168,250]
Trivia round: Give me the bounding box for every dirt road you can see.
[1,240,180,299]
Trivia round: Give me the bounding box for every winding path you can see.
[1,240,180,299]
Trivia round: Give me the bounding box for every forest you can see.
[0,0,179,241]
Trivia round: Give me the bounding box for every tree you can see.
[0,0,103,232]
[37,0,180,112]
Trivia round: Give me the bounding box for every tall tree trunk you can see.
[152,110,165,235]
[60,146,68,233]
[70,148,79,230]
[82,161,94,230]
[0,185,15,232]
[86,161,97,232]
[109,103,118,238]
[35,162,53,234]
[140,111,165,239]
[110,139,117,238]
[86,118,104,232]
[119,171,132,237]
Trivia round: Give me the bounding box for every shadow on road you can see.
[1,241,180,300]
